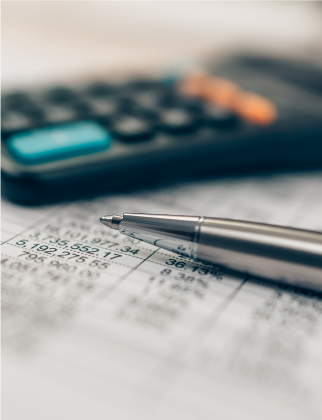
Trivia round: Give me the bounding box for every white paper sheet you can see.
[2,171,322,420]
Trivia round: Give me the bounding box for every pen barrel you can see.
[197,218,322,290]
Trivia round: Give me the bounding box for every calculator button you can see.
[121,78,171,99]
[85,83,115,97]
[7,121,111,165]
[71,101,93,116]
[2,93,34,110]
[45,87,77,103]
[167,95,204,112]
[25,105,44,121]
[204,105,238,128]
[112,115,154,141]
[41,104,81,125]
[159,107,198,133]
[121,85,172,111]
[232,93,277,125]
[81,97,121,122]
[123,79,163,91]
[130,91,165,110]
[1,109,37,137]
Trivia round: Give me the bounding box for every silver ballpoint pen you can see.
[100,213,322,292]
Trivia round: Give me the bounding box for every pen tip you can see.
[100,215,123,230]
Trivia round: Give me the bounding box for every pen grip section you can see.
[120,213,200,258]
[197,218,322,290]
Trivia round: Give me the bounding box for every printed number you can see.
[57,251,70,258]
[192,266,213,276]
[166,259,186,268]
[79,246,90,252]
[78,270,99,280]
[49,238,69,246]
[89,238,118,247]
[175,273,195,282]
[16,239,28,246]
[86,248,99,255]
[8,262,29,272]
[29,244,58,254]
[29,232,40,238]
[160,269,172,276]
[123,237,141,245]
[46,237,69,246]
[70,243,82,250]
[27,254,46,263]
[18,251,46,263]
[120,246,139,255]
[103,252,122,260]
[91,238,102,244]
[103,241,119,248]
[57,239,69,246]
[70,243,99,254]
[89,260,109,270]
[49,261,76,272]
[75,255,88,263]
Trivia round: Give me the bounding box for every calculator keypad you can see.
[2,79,240,163]
[112,114,154,141]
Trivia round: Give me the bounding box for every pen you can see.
[100,213,322,292]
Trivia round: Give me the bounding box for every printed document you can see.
[2,171,322,420]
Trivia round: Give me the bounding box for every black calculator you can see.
[2,53,322,205]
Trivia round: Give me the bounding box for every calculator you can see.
[2,53,322,205]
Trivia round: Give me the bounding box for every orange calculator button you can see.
[232,92,278,126]
[180,71,208,97]
[180,72,278,126]
[201,77,241,109]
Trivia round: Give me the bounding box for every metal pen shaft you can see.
[100,213,322,291]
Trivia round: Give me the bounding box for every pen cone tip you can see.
[100,215,122,230]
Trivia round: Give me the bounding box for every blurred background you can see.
[3,1,322,90]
